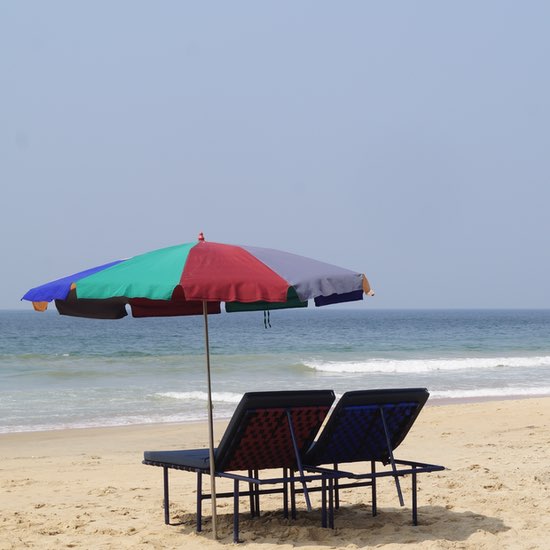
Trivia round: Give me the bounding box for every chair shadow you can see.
[168,503,509,545]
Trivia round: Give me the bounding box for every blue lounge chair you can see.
[143,390,335,542]
[303,388,445,527]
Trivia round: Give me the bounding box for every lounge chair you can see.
[303,388,445,527]
[143,389,335,542]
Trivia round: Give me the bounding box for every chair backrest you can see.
[215,390,335,472]
[304,388,429,466]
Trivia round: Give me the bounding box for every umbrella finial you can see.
[198,232,205,242]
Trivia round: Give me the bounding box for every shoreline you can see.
[2,392,549,437]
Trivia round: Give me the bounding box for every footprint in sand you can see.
[88,486,118,496]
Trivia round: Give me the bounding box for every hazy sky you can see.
[2,2,549,310]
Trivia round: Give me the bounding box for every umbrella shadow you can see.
[170,504,509,545]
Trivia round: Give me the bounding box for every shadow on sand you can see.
[169,503,509,545]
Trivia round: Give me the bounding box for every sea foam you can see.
[156,391,243,404]
[304,355,550,374]
[431,386,550,400]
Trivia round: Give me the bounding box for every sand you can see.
[1,397,549,549]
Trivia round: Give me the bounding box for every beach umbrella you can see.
[22,232,373,538]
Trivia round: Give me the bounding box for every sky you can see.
[1,1,549,310]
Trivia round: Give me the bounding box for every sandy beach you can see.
[1,397,548,549]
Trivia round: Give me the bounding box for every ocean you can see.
[1,308,550,434]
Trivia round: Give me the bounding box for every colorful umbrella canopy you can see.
[22,233,373,538]
[23,233,373,318]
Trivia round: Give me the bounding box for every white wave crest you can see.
[0,412,213,434]
[156,391,243,404]
[305,355,550,374]
[431,386,550,400]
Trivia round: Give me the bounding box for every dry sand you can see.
[1,397,549,549]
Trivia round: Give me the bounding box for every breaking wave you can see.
[431,386,550,400]
[304,356,550,374]
[156,391,242,404]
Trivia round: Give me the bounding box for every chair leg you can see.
[233,479,240,543]
[163,467,170,525]
[412,470,418,526]
[328,477,334,529]
[248,469,256,517]
[371,461,377,517]
[197,471,202,532]
[254,469,260,516]
[321,477,327,528]
[333,463,340,509]
[290,474,297,520]
[283,468,289,519]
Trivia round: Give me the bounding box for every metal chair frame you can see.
[143,391,335,542]
[305,401,445,527]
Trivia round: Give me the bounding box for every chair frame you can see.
[143,390,335,542]
[304,389,445,527]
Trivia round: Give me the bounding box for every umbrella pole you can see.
[203,301,218,539]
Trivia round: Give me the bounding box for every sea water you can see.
[1,308,549,433]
